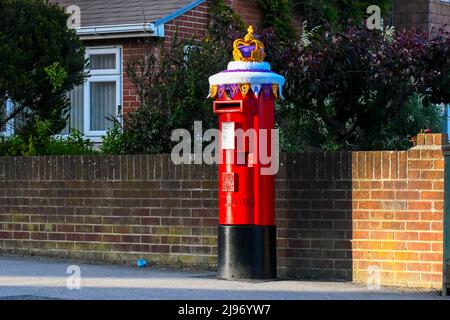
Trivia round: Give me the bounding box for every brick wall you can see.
[351,134,445,288]
[163,0,264,45]
[164,1,210,45]
[394,0,431,31]
[122,40,155,115]
[276,152,353,281]
[227,0,263,27]
[394,0,450,32]
[0,134,446,289]
[0,155,219,266]
[429,0,450,32]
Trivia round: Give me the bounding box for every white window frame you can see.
[87,47,121,76]
[84,75,121,137]
[82,46,122,141]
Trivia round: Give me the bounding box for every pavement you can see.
[0,255,447,300]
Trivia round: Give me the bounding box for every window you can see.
[63,47,122,140]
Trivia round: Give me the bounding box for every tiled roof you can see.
[52,0,198,27]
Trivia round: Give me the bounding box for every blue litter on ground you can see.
[137,258,148,267]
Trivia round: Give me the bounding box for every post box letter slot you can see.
[213,101,243,114]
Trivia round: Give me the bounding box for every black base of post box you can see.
[217,225,276,280]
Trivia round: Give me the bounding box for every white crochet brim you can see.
[209,71,285,87]
[208,60,286,98]
[227,61,271,71]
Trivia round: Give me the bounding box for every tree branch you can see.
[0,103,26,129]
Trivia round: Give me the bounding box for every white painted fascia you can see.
[75,22,164,39]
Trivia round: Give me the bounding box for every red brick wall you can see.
[0,134,446,289]
[394,0,430,31]
[122,40,151,115]
[163,0,264,45]
[227,0,263,27]
[164,1,210,45]
[352,134,445,288]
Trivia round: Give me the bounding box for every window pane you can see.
[90,81,116,131]
[62,85,84,134]
[90,54,116,70]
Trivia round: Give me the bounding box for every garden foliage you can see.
[0,120,96,156]
[1,0,448,155]
[262,25,449,150]
[119,16,449,153]
[0,0,86,139]
[102,0,241,155]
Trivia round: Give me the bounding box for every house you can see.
[49,0,263,141]
[2,1,449,140]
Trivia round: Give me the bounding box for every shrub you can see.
[0,135,27,157]
[121,0,241,154]
[99,4,449,154]
[261,25,449,150]
[45,130,97,156]
[0,0,87,139]
[100,118,125,155]
[379,93,444,150]
[0,120,96,156]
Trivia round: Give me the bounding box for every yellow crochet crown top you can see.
[232,26,266,63]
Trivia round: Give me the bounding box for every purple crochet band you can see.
[222,69,273,73]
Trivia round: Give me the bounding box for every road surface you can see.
[0,255,446,300]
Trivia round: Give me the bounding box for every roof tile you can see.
[52,0,196,27]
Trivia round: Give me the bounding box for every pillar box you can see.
[208,26,285,280]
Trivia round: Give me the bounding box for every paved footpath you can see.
[0,255,447,300]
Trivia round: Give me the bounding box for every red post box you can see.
[209,26,285,280]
